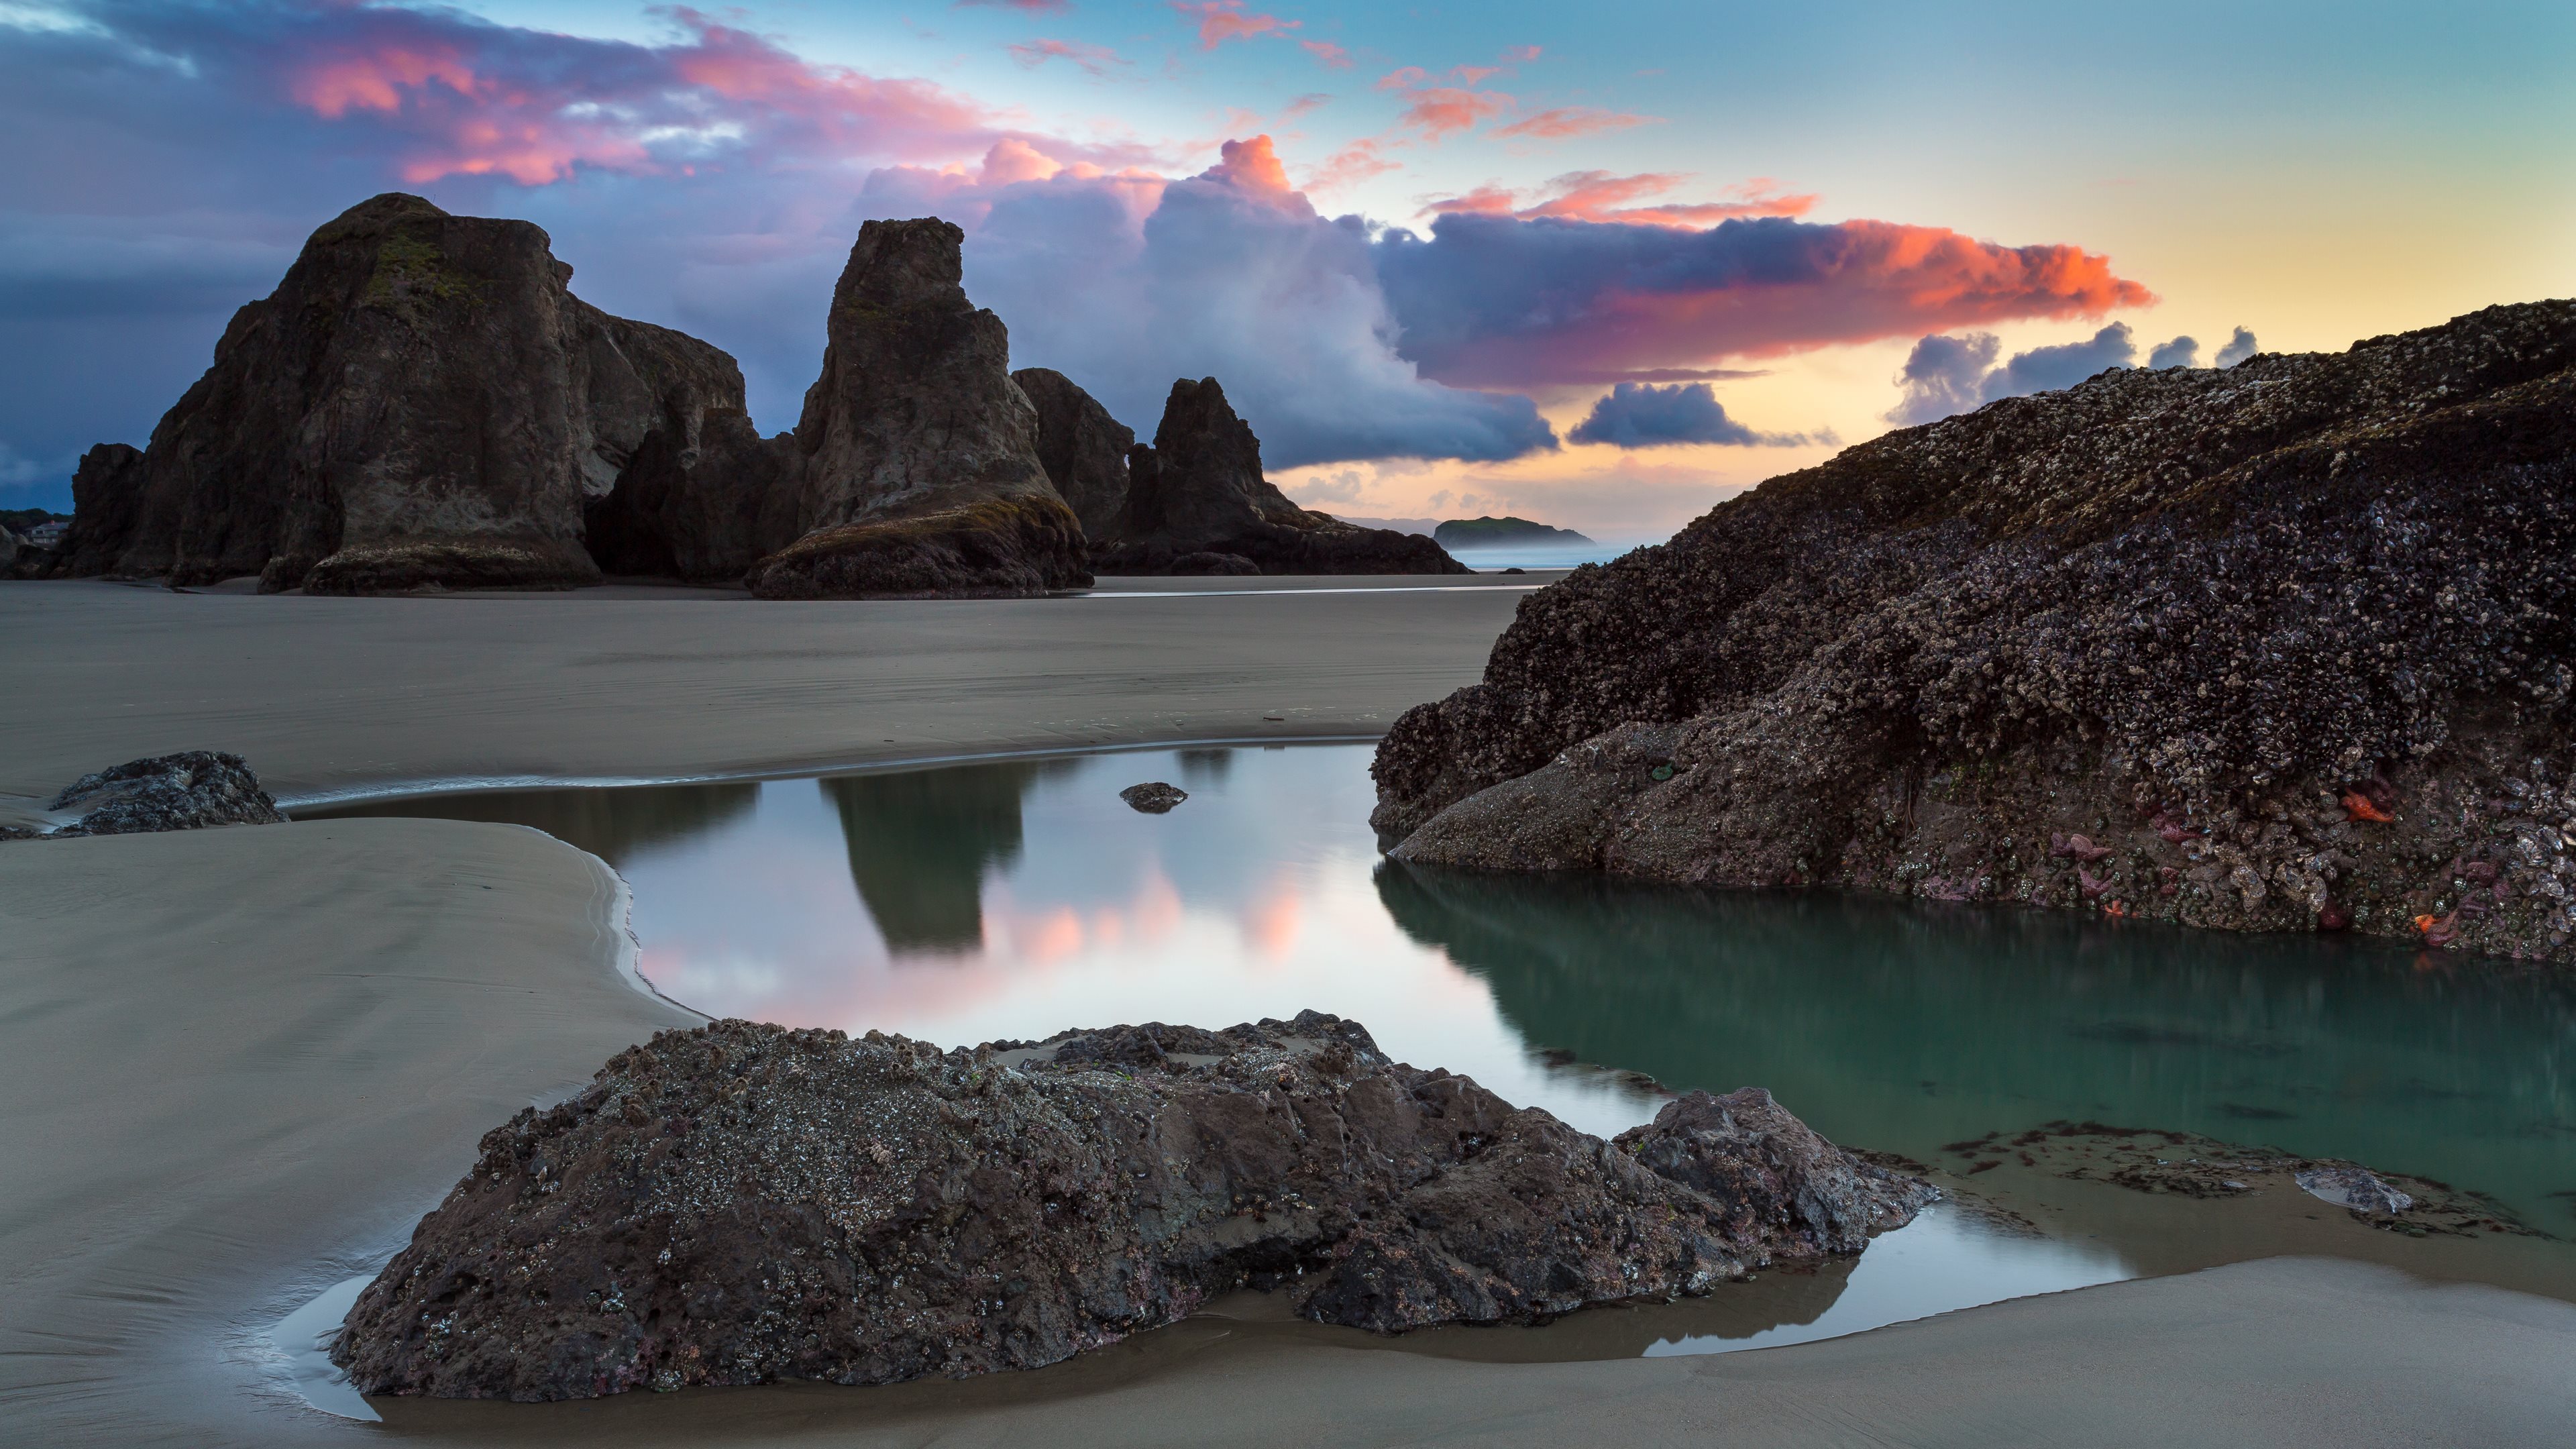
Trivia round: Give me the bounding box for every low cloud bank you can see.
[1888,321,2258,425]
[1567,382,1815,449]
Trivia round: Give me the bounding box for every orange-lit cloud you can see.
[1204,133,1295,196]
[1491,105,1658,141]
[1429,172,1817,227]
[1171,1,1297,48]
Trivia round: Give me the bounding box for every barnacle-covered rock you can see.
[1375,300,2576,960]
[29,751,288,838]
[332,1014,1928,1401]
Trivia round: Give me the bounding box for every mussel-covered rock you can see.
[334,1013,1929,1400]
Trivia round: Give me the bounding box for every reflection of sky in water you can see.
[1644,1204,2129,1357]
[621,745,1658,1138]
[310,741,2576,1352]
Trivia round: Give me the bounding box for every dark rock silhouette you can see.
[20,751,288,839]
[588,218,1092,598]
[53,195,745,592]
[333,1012,1929,1401]
[1434,516,1595,549]
[1014,367,1134,538]
[1093,378,1468,576]
[1120,781,1187,812]
[1373,300,2576,960]
[746,219,1090,598]
[582,409,800,584]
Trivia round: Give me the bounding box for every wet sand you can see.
[5,578,2575,1444]
[0,576,1547,806]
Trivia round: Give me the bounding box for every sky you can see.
[2,1,2570,541]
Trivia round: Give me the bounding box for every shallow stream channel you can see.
[314,741,2576,1366]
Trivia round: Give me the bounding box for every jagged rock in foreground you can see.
[1014,366,1135,539]
[53,195,745,593]
[1094,379,1468,576]
[8,751,288,839]
[1375,300,2576,961]
[334,1013,1928,1401]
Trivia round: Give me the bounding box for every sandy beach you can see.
[5,578,2575,1446]
[0,576,1544,808]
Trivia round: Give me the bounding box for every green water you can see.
[315,743,2576,1230]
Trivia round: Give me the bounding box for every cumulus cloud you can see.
[1374,212,2153,389]
[875,136,1558,468]
[1566,382,1813,449]
[2215,325,2259,366]
[2147,334,2199,369]
[1884,332,2001,425]
[1885,325,2138,425]
[1980,323,2136,398]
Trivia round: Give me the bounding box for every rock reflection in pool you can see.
[313,743,2576,1232]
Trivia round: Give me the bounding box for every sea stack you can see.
[1093,378,1467,576]
[741,219,1089,599]
[52,194,745,593]
[1014,366,1136,539]
[1373,300,2576,961]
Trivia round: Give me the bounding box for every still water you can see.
[317,743,2576,1277]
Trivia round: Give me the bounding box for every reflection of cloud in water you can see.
[596,747,1665,1139]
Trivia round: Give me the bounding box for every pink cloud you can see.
[1280,91,1332,120]
[265,5,1161,186]
[290,44,478,118]
[1373,62,1521,142]
[957,0,1072,11]
[1428,172,1816,227]
[1299,39,1352,68]
[1500,45,1543,64]
[1395,86,1511,140]
[1008,38,1128,76]
[1171,1,1298,48]
[1491,105,1658,140]
[1302,135,1404,192]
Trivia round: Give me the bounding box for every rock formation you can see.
[1093,378,1468,576]
[590,218,1091,598]
[1373,300,2576,960]
[1014,367,1134,538]
[1120,781,1187,812]
[333,1012,1929,1401]
[7,751,288,839]
[54,195,745,592]
[1434,516,1596,550]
